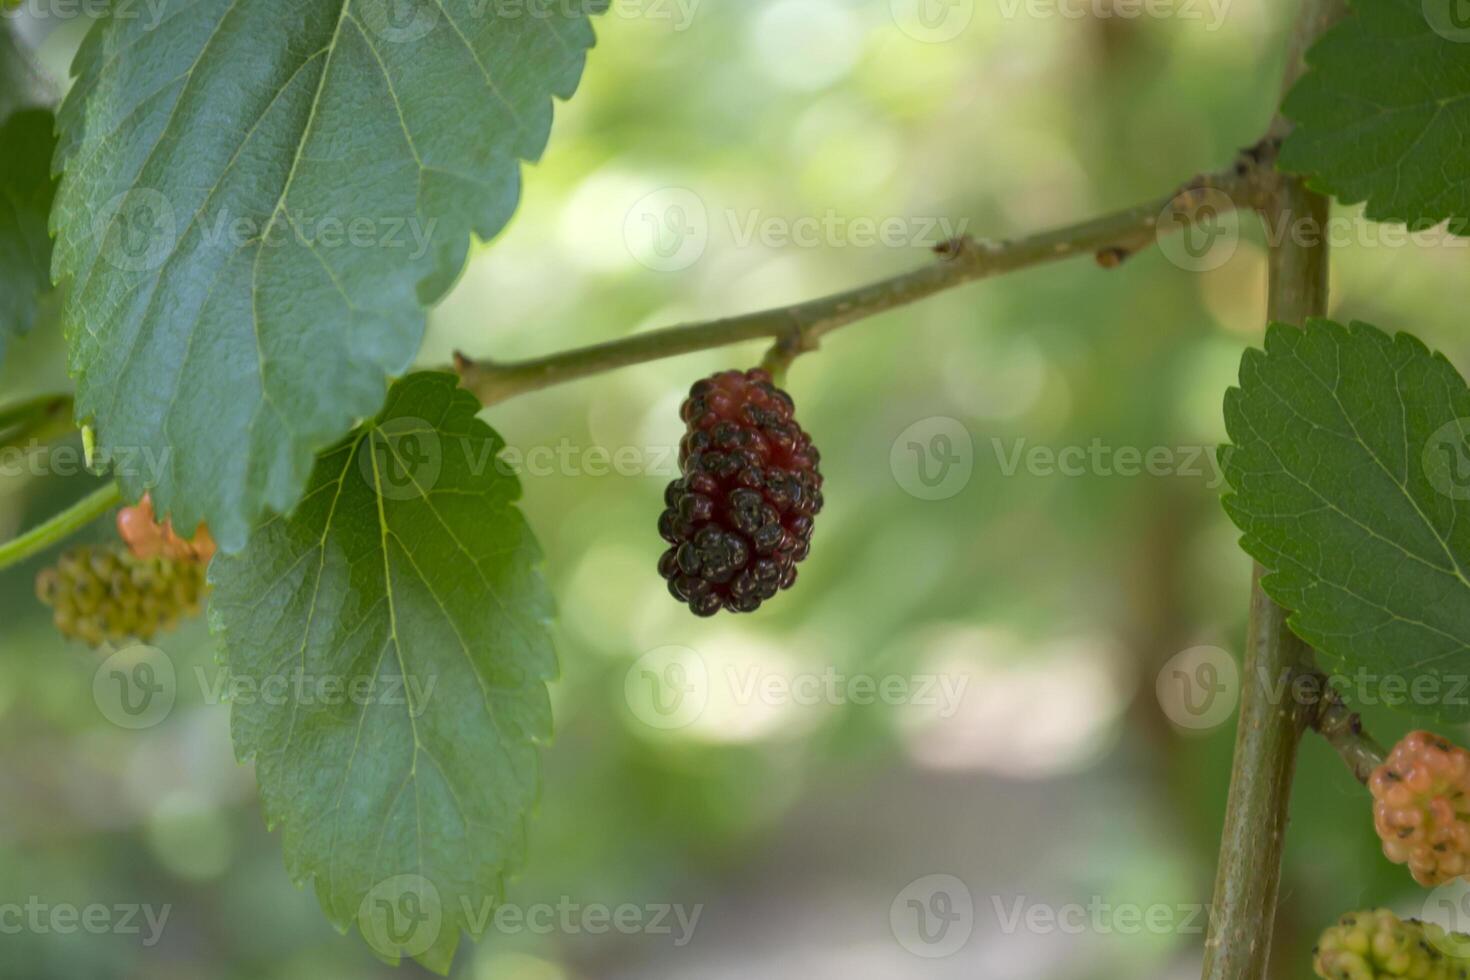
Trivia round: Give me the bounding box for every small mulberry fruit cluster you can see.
[1370,730,1470,886]
[36,545,208,647]
[658,368,823,616]
[1314,909,1470,979]
[36,494,213,647]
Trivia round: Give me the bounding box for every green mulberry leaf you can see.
[210,372,554,973]
[1222,319,1470,720]
[1279,0,1470,234]
[52,0,602,551]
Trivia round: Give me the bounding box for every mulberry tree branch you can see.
[455,159,1275,406]
[1200,2,1349,978]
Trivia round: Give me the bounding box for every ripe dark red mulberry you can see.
[658,368,823,616]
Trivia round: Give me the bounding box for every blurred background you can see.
[4,1,1470,977]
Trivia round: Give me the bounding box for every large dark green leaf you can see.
[53,0,602,551]
[211,371,553,972]
[1223,319,1470,720]
[1280,0,1470,234]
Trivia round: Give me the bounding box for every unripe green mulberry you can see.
[35,545,208,647]
[1314,909,1470,979]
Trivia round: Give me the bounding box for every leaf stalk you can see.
[0,482,121,574]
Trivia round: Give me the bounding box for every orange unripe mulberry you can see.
[117,493,216,563]
[1370,731,1470,886]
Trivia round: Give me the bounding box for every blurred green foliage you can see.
[4,1,1470,977]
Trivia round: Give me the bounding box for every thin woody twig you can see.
[455,152,1276,406]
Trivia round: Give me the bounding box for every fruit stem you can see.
[1301,673,1385,785]
[455,161,1275,406]
[758,336,800,386]
[0,482,122,573]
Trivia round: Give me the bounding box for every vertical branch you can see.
[1200,3,1343,975]
[1199,574,1318,979]
[1262,180,1331,326]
